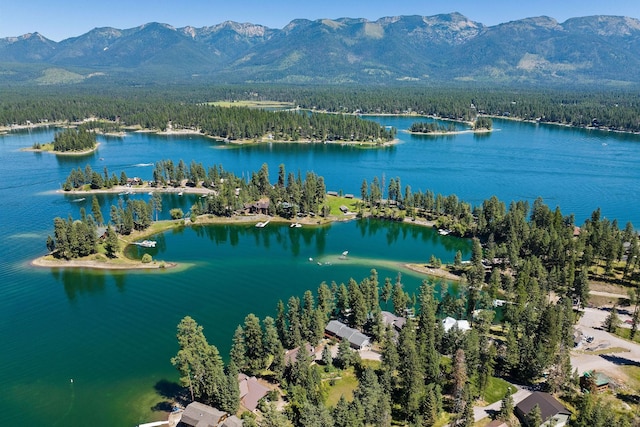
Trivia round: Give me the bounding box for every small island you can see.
[28,127,99,155]
[408,116,493,135]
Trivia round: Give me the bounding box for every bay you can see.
[0,115,639,426]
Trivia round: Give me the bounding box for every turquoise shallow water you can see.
[1,116,639,425]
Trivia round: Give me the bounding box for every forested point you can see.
[52,127,96,152]
[409,121,457,133]
[2,85,640,132]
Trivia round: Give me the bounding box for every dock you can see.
[255,219,271,228]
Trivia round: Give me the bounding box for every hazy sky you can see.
[2,0,640,41]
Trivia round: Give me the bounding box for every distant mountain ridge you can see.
[2,13,640,86]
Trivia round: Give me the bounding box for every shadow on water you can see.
[153,379,188,409]
[51,268,107,301]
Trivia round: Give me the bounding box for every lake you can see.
[1,115,639,426]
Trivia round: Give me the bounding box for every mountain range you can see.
[2,13,640,86]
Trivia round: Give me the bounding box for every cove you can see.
[1,114,640,425]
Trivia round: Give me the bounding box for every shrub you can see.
[170,208,184,219]
[141,253,152,263]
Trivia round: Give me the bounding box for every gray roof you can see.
[180,402,225,427]
[516,392,570,423]
[221,415,243,427]
[325,320,371,349]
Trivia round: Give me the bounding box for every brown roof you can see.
[284,343,315,366]
[516,392,570,423]
[238,373,270,412]
[486,421,508,427]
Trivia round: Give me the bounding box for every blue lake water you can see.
[0,115,639,426]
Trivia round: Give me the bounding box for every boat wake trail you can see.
[53,379,75,426]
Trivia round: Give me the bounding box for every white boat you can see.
[178,191,183,196]
[438,229,450,235]
[71,198,85,202]
[255,219,270,228]
[290,222,302,228]
[136,240,157,248]
[342,250,349,256]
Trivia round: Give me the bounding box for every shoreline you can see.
[405,128,493,136]
[29,208,457,273]
[404,263,464,282]
[23,142,100,156]
[30,256,177,271]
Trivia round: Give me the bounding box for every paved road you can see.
[472,386,531,422]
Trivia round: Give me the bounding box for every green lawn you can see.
[325,195,361,216]
[323,367,358,408]
[483,377,511,405]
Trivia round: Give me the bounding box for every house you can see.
[324,319,371,350]
[179,402,226,427]
[339,205,349,213]
[284,343,316,366]
[442,316,471,333]
[220,415,243,427]
[243,198,270,215]
[238,373,270,412]
[515,392,571,427]
[327,191,339,197]
[580,370,611,392]
[344,194,354,199]
[485,420,508,427]
[381,311,406,332]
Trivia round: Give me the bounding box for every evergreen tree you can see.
[104,225,118,258]
[91,195,103,225]
[171,316,226,406]
[243,313,265,374]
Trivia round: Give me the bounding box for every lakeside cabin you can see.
[324,319,371,350]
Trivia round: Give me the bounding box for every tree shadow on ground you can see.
[600,354,640,367]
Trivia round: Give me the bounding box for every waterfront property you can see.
[179,402,226,427]
[324,319,371,350]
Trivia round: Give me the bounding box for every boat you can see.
[71,198,85,202]
[178,191,183,196]
[342,250,349,256]
[255,219,270,228]
[135,240,157,248]
[290,222,302,228]
[438,229,450,235]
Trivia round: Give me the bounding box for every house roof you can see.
[284,343,315,366]
[221,415,243,427]
[325,320,371,349]
[583,370,611,387]
[238,373,270,412]
[486,420,508,427]
[180,402,225,427]
[516,392,570,423]
[442,317,471,332]
[381,311,406,330]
